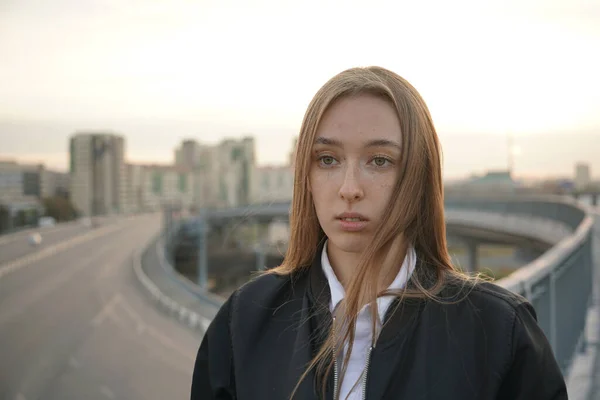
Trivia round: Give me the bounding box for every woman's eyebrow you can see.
[365,139,401,150]
[314,136,342,147]
[314,136,401,151]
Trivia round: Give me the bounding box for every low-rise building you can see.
[251,165,294,204]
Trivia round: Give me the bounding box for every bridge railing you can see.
[445,195,595,373]
[164,195,595,374]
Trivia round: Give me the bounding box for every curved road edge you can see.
[132,235,213,334]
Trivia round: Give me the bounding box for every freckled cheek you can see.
[311,169,342,184]
[363,172,396,189]
[308,171,339,198]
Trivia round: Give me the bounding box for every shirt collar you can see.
[321,240,417,315]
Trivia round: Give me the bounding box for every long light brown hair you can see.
[269,66,472,399]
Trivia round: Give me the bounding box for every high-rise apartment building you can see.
[575,163,591,191]
[69,133,126,216]
[174,137,255,209]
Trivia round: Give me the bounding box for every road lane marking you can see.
[91,294,122,327]
[15,393,27,400]
[118,297,195,362]
[99,385,116,399]
[0,242,117,326]
[0,224,125,281]
[68,357,80,369]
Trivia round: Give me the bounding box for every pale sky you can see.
[0,0,599,178]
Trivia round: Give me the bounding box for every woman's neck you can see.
[327,236,407,292]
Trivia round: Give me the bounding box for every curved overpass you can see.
[160,195,595,378]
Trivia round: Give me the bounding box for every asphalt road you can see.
[0,216,124,266]
[0,213,202,400]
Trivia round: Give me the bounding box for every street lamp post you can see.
[197,210,210,289]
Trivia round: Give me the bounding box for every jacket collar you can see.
[307,241,426,347]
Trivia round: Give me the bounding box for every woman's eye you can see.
[319,156,337,166]
[372,157,391,167]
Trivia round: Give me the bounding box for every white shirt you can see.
[321,241,416,399]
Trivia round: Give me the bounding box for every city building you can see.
[123,163,145,213]
[174,137,255,209]
[0,160,45,232]
[445,170,519,195]
[575,163,591,191]
[215,137,255,207]
[69,133,126,216]
[251,165,294,204]
[128,164,196,211]
[41,169,70,198]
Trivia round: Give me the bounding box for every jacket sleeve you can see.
[496,302,567,399]
[190,295,237,400]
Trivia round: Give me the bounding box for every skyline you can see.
[1,0,599,178]
[1,119,598,181]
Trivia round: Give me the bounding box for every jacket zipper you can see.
[333,297,398,400]
[332,315,374,400]
[361,346,373,400]
[332,317,339,400]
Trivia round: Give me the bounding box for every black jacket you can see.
[191,252,567,400]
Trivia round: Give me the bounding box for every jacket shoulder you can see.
[440,278,531,314]
[235,270,306,305]
[433,279,538,347]
[468,281,534,317]
[227,270,309,327]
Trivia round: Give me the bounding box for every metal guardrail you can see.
[163,195,595,374]
[445,195,595,373]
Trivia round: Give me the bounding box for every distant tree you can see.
[0,205,9,232]
[42,196,78,222]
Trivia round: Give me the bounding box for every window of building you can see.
[152,172,163,195]
[22,172,41,197]
[178,173,187,193]
[231,147,242,161]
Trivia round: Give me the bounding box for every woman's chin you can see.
[327,233,370,254]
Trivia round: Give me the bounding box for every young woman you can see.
[191,66,567,399]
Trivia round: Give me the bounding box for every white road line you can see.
[68,356,80,369]
[91,294,122,327]
[99,385,116,399]
[0,242,117,326]
[14,393,27,400]
[0,224,125,281]
[118,297,195,362]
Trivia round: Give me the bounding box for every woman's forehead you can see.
[313,95,402,148]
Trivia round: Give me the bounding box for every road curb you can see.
[155,236,226,309]
[132,236,212,334]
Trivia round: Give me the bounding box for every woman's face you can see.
[309,93,403,255]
